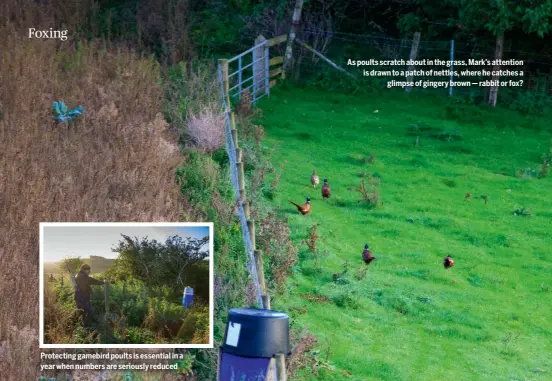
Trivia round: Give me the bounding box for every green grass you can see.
[257,87,552,381]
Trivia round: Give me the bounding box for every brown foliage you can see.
[347,172,381,206]
[236,89,252,118]
[0,30,183,379]
[300,293,333,304]
[286,329,318,378]
[305,223,320,253]
[257,208,299,290]
[354,266,369,281]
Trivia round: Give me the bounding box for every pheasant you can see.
[443,255,454,269]
[311,170,320,188]
[290,197,311,215]
[465,192,471,201]
[321,179,331,200]
[362,244,375,265]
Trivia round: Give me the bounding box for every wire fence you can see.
[218,66,264,309]
[216,39,275,310]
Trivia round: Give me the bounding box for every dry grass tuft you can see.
[286,329,318,378]
[0,29,184,379]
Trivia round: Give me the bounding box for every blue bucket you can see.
[182,287,194,308]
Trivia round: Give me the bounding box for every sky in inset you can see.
[42,225,210,262]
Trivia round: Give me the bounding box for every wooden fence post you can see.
[237,162,246,200]
[405,31,421,93]
[243,200,251,220]
[262,294,271,310]
[253,35,267,103]
[254,250,266,291]
[231,128,238,147]
[104,280,110,318]
[276,354,287,381]
[266,358,277,381]
[247,220,256,250]
[219,59,231,110]
[283,0,305,71]
[231,112,237,130]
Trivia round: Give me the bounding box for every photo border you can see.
[39,222,214,349]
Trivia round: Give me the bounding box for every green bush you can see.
[176,152,222,206]
[177,306,209,341]
[304,68,361,94]
[333,290,361,310]
[126,327,156,344]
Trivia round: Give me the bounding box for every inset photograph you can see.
[40,222,213,348]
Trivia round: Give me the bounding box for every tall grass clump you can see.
[164,60,222,151]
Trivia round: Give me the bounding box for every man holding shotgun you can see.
[74,264,105,327]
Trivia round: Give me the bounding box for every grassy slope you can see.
[258,87,552,381]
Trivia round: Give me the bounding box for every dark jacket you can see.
[75,271,104,299]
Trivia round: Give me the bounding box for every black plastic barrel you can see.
[221,308,290,358]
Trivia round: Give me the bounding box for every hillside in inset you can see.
[44,256,115,275]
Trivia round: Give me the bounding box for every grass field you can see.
[258,86,552,381]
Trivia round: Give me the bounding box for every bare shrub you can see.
[287,329,318,378]
[257,207,298,291]
[186,102,225,152]
[304,224,320,253]
[354,266,369,281]
[347,172,381,207]
[236,89,252,118]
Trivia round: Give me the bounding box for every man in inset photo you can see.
[74,264,104,327]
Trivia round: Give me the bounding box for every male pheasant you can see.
[443,255,454,269]
[362,244,375,264]
[321,179,331,200]
[290,197,312,215]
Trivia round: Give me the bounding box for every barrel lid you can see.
[222,308,290,358]
[229,308,287,318]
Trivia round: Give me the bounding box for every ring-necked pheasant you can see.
[443,255,454,269]
[290,197,311,215]
[311,170,319,188]
[362,244,375,264]
[321,179,331,200]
